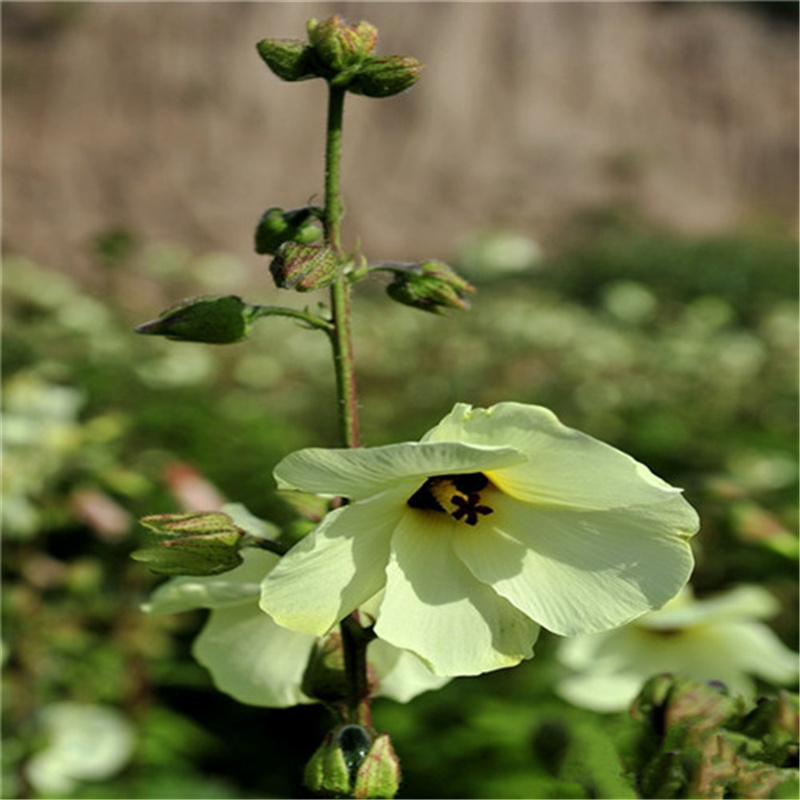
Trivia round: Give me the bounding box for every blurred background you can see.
[3,2,798,798]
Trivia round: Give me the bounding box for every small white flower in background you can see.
[25,704,136,795]
[556,584,799,713]
[260,402,699,677]
[145,547,450,707]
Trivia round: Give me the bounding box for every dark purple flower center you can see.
[407,472,495,526]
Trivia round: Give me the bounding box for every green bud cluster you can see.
[630,675,799,799]
[257,15,423,98]
[132,512,246,575]
[304,725,401,799]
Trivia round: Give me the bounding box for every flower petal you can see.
[723,621,799,686]
[274,440,525,500]
[424,402,691,511]
[556,672,646,713]
[143,549,278,614]
[193,603,315,707]
[374,510,539,676]
[259,489,403,635]
[454,493,695,636]
[368,638,452,702]
[638,584,782,630]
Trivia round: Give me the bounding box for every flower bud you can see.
[385,260,476,313]
[270,241,339,292]
[132,512,245,576]
[256,38,317,82]
[349,56,424,98]
[134,295,253,344]
[254,206,323,255]
[308,15,377,75]
[303,726,400,799]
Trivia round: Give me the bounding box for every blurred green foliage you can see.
[2,221,797,798]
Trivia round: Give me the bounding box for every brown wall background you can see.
[4,2,798,285]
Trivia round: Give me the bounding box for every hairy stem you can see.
[324,84,360,450]
[323,83,370,732]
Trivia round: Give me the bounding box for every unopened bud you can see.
[386,260,476,313]
[349,55,424,98]
[256,38,317,82]
[255,206,323,255]
[132,512,245,575]
[303,726,400,799]
[308,15,377,75]
[135,295,253,344]
[270,241,339,292]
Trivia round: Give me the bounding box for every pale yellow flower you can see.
[261,402,698,676]
[146,548,449,707]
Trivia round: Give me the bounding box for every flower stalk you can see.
[324,84,360,450]
[322,81,370,736]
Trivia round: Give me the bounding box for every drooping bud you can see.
[349,56,425,98]
[135,295,254,344]
[132,512,245,575]
[269,241,339,292]
[254,206,323,255]
[256,38,318,82]
[307,15,377,76]
[385,260,476,313]
[303,726,400,799]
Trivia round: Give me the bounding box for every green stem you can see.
[250,304,333,333]
[324,84,360,450]
[323,82,370,734]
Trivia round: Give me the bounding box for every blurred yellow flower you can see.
[556,584,799,712]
